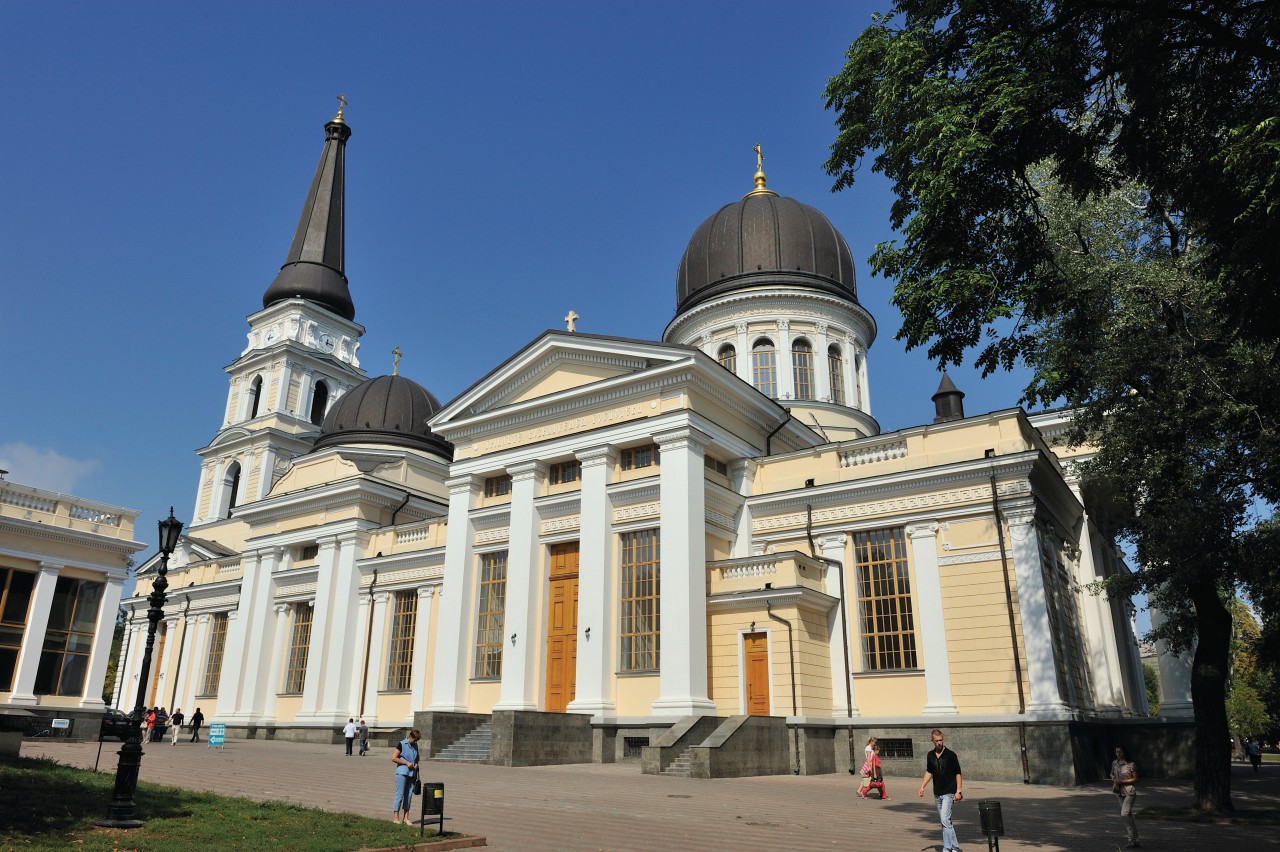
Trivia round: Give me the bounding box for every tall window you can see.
[283,603,313,693]
[484,474,512,498]
[309,380,329,426]
[385,590,418,690]
[854,528,918,671]
[473,552,508,679]
[248,375,263,419]
[792,339,814,400]
[201,612,228,695]
[0,568,35,691]
[619,529,660,672]
[751,339,777,397]
[828,345,846,405]
[717,344,737,374]
[33,577,104,696]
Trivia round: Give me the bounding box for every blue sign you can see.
[208,722,226,748]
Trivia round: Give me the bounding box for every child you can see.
[865,743,889,800]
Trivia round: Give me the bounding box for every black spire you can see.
[262,109,355,321]
[932,372,965,423]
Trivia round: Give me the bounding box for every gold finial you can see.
[391,345,403,376]
[746,142,777,198]
[564,310,579,333]
[333,94,349,123]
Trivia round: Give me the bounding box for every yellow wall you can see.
[615,674,660,715]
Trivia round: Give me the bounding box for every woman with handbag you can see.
[392,729,422,825]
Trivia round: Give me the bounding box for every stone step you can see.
[433,720,493,763]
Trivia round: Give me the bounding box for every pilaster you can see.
[776,320,794,400]
[360,591,391,721]
[729,458,757,558]
[734,322,751,386]
[906,524,957,714]
[430,475,483,712]
[651,427,716,716]
[10,563,61,705]
[299,536,340,718]
[261,604,291,723]
[1006,509,1070,717]
[495,461,547,711]
[567,446,617,716]
[409,586,435,718]
[78,575,124,709]
[818,534,858,717]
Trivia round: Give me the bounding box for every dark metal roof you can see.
[932,372,966,423]
[313,375,453,459]
[262,116,355,321]
[675,192,858,314]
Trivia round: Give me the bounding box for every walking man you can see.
[918,728,964,852]
[343,718,358,756]
[188,707,204,742]
[358,719,369,756]
[169,708,184,745]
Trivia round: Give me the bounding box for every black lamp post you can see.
[96,508,183,828]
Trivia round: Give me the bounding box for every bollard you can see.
[978,800,1004,851]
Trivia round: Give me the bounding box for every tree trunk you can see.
[1190,579,1234,812]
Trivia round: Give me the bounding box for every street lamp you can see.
[96,507,183,828]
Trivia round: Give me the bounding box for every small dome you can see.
[675,192,857,314]
[313,375,452,459]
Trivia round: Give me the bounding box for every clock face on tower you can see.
[263,327,279,345]
[318,332,336,353]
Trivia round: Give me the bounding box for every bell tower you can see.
[190,103,366,529]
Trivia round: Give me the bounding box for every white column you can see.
[729,459,757,558]
[735,322,751,386]
[275,359,295,414]
[261,604,291,723]
[906,524,958,714]
[78,575,124,709]
[10,563,61,705]
[1006,509,1070,717]
[239,547,283,721]
[213,610,241,719]
[298,537,340,718]
[297,367,314,418]
[568,446,617,716]
[495,461,547,711]
[818,535,859,717]
[811,323,829,402]
[776,320,794,400]
[430,475,482,712]
[121,617,149,709]
[651,427,716,716]
[1150,606,1194,718]
[168,614,198,711]
[151,616,178,706]
[410,587,435,717]
[321,531,364,718]
[187,614,211,700]
[1076,513,1126,714]
[363,591,391,721]
[257,448,277,500]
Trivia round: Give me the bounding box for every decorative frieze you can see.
[614,502,661,523]
[753,483,1024,532]
[541,516,581,535]
[475,527,511,545]
[937,550,1003,566]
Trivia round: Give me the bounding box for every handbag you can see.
[412,776,422,796]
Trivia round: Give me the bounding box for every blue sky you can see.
[1,1,1036,550]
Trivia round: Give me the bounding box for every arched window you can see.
[219,461,242,519]
[828,344,846,406]
[248,375,263,419]
[309,380,329,426]
[792,339,814,400]
[751,339,777,397]
[717,344,737,374]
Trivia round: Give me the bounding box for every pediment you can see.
[434,332,694,425]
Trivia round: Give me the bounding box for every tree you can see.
[823,4,1280,812]
[1227,598,1275,739]
[1142,660,1160,717]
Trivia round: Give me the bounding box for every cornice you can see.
[233,477,417,525]
[707,584,838,614]
[664,287,877,347]
[0,517,144,570]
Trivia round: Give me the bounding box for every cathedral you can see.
[117,107,1179,783]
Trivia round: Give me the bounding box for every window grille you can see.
[854,528,918,671]
[620,529,660,672]
[282,603,312,693]
[33,577,104,697]
[752,339,777,397]
[200,612,229,695]
[792,339,814,400]
[385,590,418,690]
[473,552,508,679]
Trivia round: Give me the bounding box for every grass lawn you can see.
[0,756,464,851]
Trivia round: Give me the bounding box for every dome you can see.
[313,375,452,459]
[675,190,857,315]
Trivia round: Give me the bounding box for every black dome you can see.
[676,192,857,314]
[314,375,452,459]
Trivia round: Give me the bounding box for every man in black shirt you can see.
[918,728,963,852]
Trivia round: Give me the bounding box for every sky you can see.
[1,2,1037,556]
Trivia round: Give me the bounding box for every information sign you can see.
[208,722,226,748]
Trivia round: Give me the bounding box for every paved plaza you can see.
[23,738,1280,851]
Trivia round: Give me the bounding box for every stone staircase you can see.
[431,719,492,763]
[659,747,694,777]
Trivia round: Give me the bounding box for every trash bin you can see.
[424,782,444,816]
[978,799,1004,836]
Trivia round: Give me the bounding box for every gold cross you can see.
[335,94,348,120]
[754,143,764,172]
[564,310,579,333]
[392,346,403,376]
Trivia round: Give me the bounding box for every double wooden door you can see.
[544,543,579,713]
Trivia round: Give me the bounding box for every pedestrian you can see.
[189,707,205,742]
[145,708,156,742]
[154,707,169,742]
[858,736,877,798]
[1109,746,1140,849]
[343,717,358,756]
[918,728,964,852]
[169,708,185,745]
[1246,738,1263,772]
[358,719,369,756]
[866,742,889,800]
[391,728,421,825]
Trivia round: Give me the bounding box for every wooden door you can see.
[744,632,770,716]
[544,543,579,713]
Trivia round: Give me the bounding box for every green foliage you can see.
[101,606,126,705]
[0,756,457,851]
[1142,660,1160,716]
[1228,598,1276,737]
